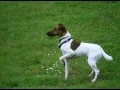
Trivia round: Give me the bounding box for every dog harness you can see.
[58,37,72,48]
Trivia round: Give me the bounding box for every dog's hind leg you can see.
[88,70,94,77]
[86,57,94,77]
[64,59,68,80]
[88,58,100,83]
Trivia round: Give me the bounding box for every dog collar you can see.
[59,36,70,42]
[58,37,72,48]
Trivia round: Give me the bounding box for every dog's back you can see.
[75,42,113,61]
[74,42,100,56]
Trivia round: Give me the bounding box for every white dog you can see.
[46,24,113,82]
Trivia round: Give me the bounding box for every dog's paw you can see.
[59,57,64,61]
[88,71,94,77]
[91,79,96,83]
[59,58,63,64]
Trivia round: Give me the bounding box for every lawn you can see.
[0,1,120,89]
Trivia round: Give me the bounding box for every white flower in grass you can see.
[42,66,44,69]
[55,70,57,72]
[49,67,53,70]
[56,65,58,67]
[54,51,56,53]
[59,71,61,73]
[48,53,50,56]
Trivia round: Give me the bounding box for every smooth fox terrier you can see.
[46,24,113,83]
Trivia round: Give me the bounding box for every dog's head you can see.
[46,24,67,37]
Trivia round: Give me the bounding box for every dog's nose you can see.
[46,32,51,36]
[46,31,56,37]
[46,32,48,35]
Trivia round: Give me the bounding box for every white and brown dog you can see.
[46,24,113,82]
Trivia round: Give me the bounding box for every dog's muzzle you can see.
[46,32,56,37]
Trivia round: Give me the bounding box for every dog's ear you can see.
[58,24,67,32]
[58,23,64,27]
[58,24,65,29]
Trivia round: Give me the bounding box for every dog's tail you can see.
[100,47,113,61]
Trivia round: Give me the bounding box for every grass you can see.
[0,1,120,89]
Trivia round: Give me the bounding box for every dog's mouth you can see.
[46,32,56,37]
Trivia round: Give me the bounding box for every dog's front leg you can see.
[59,53,72,62]
[59,49,75,62]
[64,59,68,80]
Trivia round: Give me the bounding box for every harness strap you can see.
[58,38,72,48]
[59,36,70,42]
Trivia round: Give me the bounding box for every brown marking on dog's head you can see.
[71,40,80,50]
[46,24,67,37]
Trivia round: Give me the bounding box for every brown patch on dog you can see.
[71,40,80,50]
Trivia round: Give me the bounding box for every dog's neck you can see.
[59,31,71,42]
[58,31,72,48]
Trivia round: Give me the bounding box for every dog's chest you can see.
[60,40,72,54]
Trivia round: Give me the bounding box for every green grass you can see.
[0,1,120,89]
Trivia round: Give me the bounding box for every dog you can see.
[46,24,113,82]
